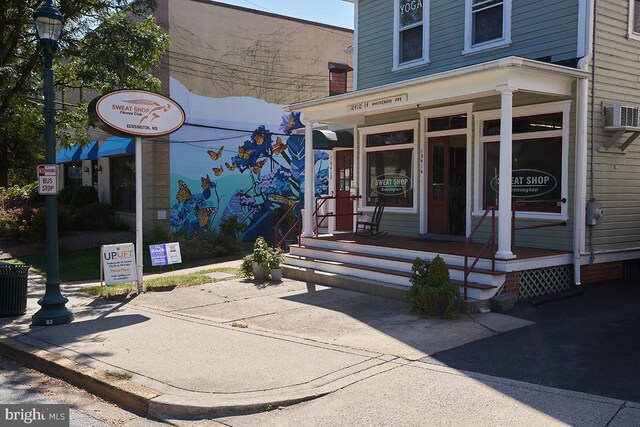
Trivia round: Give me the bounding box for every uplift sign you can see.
[101,243,137,285]
[88,89,185,138]
[490,169,558,198]
[371,173,412,197]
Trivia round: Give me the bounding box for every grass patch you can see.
[6,246,250,283]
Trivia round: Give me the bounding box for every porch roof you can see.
[285,56,589,124]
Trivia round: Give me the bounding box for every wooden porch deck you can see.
[314,233,569,260]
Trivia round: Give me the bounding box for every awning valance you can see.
[97,137,134,157]
[79,140,99,160]
[55,145,82,164]
[313,130,353,150]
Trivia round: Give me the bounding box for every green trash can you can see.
[0,264,30,317]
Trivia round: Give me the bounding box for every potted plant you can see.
[249,236,271,280]
[407,255,461,318]
[267,246,284,281]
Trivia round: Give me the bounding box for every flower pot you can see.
[270,268,283,282]
[251,261,269,280]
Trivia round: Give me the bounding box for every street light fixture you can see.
[32,0,73,326]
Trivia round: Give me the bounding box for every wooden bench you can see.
[355,202,385,236]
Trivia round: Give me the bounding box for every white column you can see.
[496,88,516,259]
[302,120,315,237]
[135,136,144,292]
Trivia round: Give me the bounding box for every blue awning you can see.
[79,140,99,160]
[55,145,82,164]
[97,137,135,157]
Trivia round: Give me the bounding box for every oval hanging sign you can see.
[371,173,412,197]
[490,168,558,199]
[88,89,185,137]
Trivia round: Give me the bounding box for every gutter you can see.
[573,0,595,286]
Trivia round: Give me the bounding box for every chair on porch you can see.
[355,202,385,236]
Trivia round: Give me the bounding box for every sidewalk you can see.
[0,265,637,424]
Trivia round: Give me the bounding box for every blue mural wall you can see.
[169,78,329,242]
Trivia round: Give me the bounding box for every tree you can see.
[0,0,170,187]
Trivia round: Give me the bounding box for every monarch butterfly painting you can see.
[201,174,212,189]
[255,135,265,145]
[196,206,218,229]
[272,137,288,155]
[237,147,251,159]
[225,162,238,171]
[213,165,223,176]
[176,180,192,203]
[207,146,224,160]
[252,159,266,174]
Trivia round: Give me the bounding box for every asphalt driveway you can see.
[427,280,640,402]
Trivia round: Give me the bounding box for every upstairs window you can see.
[629,0,640,40]
[394,0,429,70]
[464,0,511,54]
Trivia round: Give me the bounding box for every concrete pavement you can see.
[0,264,637,425]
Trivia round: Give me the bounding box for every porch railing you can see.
[464,205,497,301]
[274,201,302,249]
[511,198,567,250]
[314,195,362,233]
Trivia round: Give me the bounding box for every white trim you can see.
[463,0,512,55]
[628,0,640,41]
[580,248,640,264]
[473,100,571,221]
[419,103,474,235]
[358,120,420,214]
[393,0,430,70]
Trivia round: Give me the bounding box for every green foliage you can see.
[57,186,77,205]
[219,215,246,239]
[70,186,99,207]
[239,237,284,278]
[239,254,254,278]
[0,182,42,209]
[174,231,239,261]
[76,203,115,230]
[252,236,271,266]
[407,256,461,318]
[0,207,46,241]
[267,246,284,270]
[145,223,171,244]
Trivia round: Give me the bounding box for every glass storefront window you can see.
[110,155,135,213]
[366,149,414,208]
[64,162,82,187]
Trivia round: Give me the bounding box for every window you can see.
[64,162,82,187]
[110,155,135,213]
[394,0,429,69]
[361,122,418,210]
[464,0,511,54]
[475,105,569,218]
[629,0,640,40]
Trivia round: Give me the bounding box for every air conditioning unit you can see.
[604,104,640,129]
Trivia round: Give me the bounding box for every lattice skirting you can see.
[519,265,572,299]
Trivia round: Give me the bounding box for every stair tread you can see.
[284,254,497,290]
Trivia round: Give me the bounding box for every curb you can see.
[0,333,160,416]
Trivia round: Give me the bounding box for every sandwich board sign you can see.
[101,243,137,297]
[149,242,182,267]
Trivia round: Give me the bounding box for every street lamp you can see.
[32,0,73,326]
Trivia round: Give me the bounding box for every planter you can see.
[270,268,283,282]
[251,261,269,280]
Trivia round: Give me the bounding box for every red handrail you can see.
[511,198,567,250]
[464,206,497,301]
[314,195,361,233]
[274,201,302,248]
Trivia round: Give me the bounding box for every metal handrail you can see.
[511,198,567,250]
[274,201,302,248]
[314,194,361,233]
[464,206,497,301]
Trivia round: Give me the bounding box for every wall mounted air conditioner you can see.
[604,104,640,130]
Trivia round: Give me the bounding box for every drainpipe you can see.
[302,119,315,237]
[574,0,595,286]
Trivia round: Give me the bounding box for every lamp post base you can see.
[32,306,74,326]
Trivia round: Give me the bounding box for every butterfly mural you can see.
[196,206,218,229]
[213,165,224,176]
[176,180,192,203]
[252,159,266,174]
[237,147,251,159]
[201,174,214,199]
[225,162,238,171]
[207,147,224,160]
[272,137,289,155]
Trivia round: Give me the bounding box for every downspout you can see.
[574,0,595,286]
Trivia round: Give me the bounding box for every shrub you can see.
[219,215,245,240]
[76,203,115,230]
[0,208,25,239]
[174,231,238,261]
[145,223,171,244]
[407,255,461,318]
[0,182,42,209]
[57,186,77,205]
[0,207,45,241]
[70,186,99,207]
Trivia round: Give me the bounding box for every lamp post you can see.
[32,0,73,326]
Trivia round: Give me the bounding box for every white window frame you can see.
[463,0,512,55]
[393,0,430,71]
[629,0,640,41]
[473,101,570,221]
[359,120,420,213]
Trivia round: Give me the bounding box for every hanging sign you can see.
[490,169,558,199]
[371,173,412,197]
[88,89,185,138]
[101,243,137,285]
[149,242,183,267]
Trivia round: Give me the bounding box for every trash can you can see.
[0,264,30,317]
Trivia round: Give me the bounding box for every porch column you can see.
[496,87,516,259]
[302,119,315,237]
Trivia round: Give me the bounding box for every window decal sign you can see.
[88,89,185,137]
[371,173,412,197]
[490,169,558,198]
